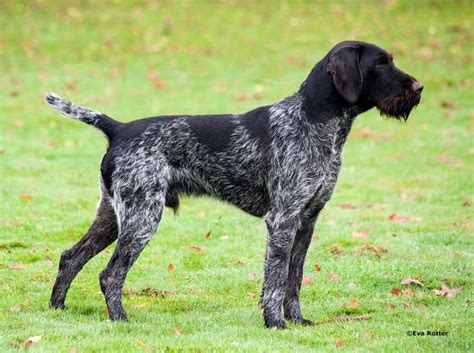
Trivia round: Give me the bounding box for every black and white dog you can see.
[46,41,422,329]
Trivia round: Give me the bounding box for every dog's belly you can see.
[170,164,270,217]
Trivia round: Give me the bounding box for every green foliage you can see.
[0,1,472,352]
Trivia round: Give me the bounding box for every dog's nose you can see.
[411,81,424,93]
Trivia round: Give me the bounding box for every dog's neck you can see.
[298,58,368,124]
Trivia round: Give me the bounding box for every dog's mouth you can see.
[377,90,421,121]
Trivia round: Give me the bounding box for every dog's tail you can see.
[45,93,122,141]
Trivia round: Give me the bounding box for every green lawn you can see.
[1,1,473,352]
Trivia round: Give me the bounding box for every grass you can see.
[0,0,473,352]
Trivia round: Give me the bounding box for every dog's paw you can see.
[264,317,287,330]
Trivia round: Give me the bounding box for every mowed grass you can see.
[0,1,473,352]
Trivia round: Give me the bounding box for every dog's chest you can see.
[309,118,351,201]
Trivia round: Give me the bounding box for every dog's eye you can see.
[374,59,387,68]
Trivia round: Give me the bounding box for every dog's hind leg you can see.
[99,187,164,321]
[283,207,322,325]
[50,184,118,309]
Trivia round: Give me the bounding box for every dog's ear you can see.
[327,46,363,104]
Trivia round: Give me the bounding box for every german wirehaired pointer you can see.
[46,41,422,329]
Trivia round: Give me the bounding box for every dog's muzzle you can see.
[378,80,423,121]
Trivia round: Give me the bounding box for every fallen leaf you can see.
[204,230,212,239]
[352,231,368,239]
[330,245,344,255]
[8,263,26,270]
[147,69,166,89]
[436,155,461,166]
[372,203,388,210]
[402,289,416,298]
[391,287,401,296]
[64,140,76,148]
[386,303,396,310]
[354,244,388,257]
[345,298,359,309]
[403,303,411,309]
[440,100,458,109]
[388,213,422,223]
[19,194,33,200]
[167,263,176,272]
[45,258,53,267]
[360,127,375,138]
[462,200,471,207]
[245,292,257,300]
[339,203,357,209]
[23,298,30,305]
[314,263,322,272]
[189,246,202,253]
[235,259,245,265]
[414,304,428,313]
[401,278,424,286]
[23,335,43,348]
[302,276,313,287]
[247,272,258,281]
[2,220,22,227]
[335,339,344,348]
[433,283,462,298]
[174,325,181,336]
[328,272,341,281]
[363,331,373,340]
[10,304,21,312]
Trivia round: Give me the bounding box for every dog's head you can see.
[326,41,422,120]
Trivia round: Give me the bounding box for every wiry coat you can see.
[46,41,422,328]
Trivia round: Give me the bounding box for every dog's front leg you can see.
[283,206,323,325]
[261,212,299,329]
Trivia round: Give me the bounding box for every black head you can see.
[302,41,423,121]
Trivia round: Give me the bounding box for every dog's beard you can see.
[377,90,421,121]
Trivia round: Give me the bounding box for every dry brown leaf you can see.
[414,304,428,313]
[363,331,373,340]
[345,298,359,309]
[335,339,344,348]
[403,303,411,309]
[204,230,212,239]
[247,272,258,281]
[401,278,424,286]
[2,220,22,227]
[433,283,462,298]
[8,263,26,270]
[391,287,401,296]
[440,100,458,109]
[301,276,313,287]
[314,263,322,272]
[328,272,341,281]
[174,325,181,336]
[147,69,166,89]
[19,194,33,200]
[330,245,344,255]
[360,127,375,138]
[386,303,396,310]
[388,213,422,223]
[167,263,176,272]
[245,292,257,300]
[436,155,461,166]
[189,246,202,253]
[339,203,357,210]
[352,231,368,239]
[402,289,416,298]
[10,304,21,312]
[235,259,245,265]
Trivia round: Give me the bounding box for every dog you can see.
[46,41,422,329]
